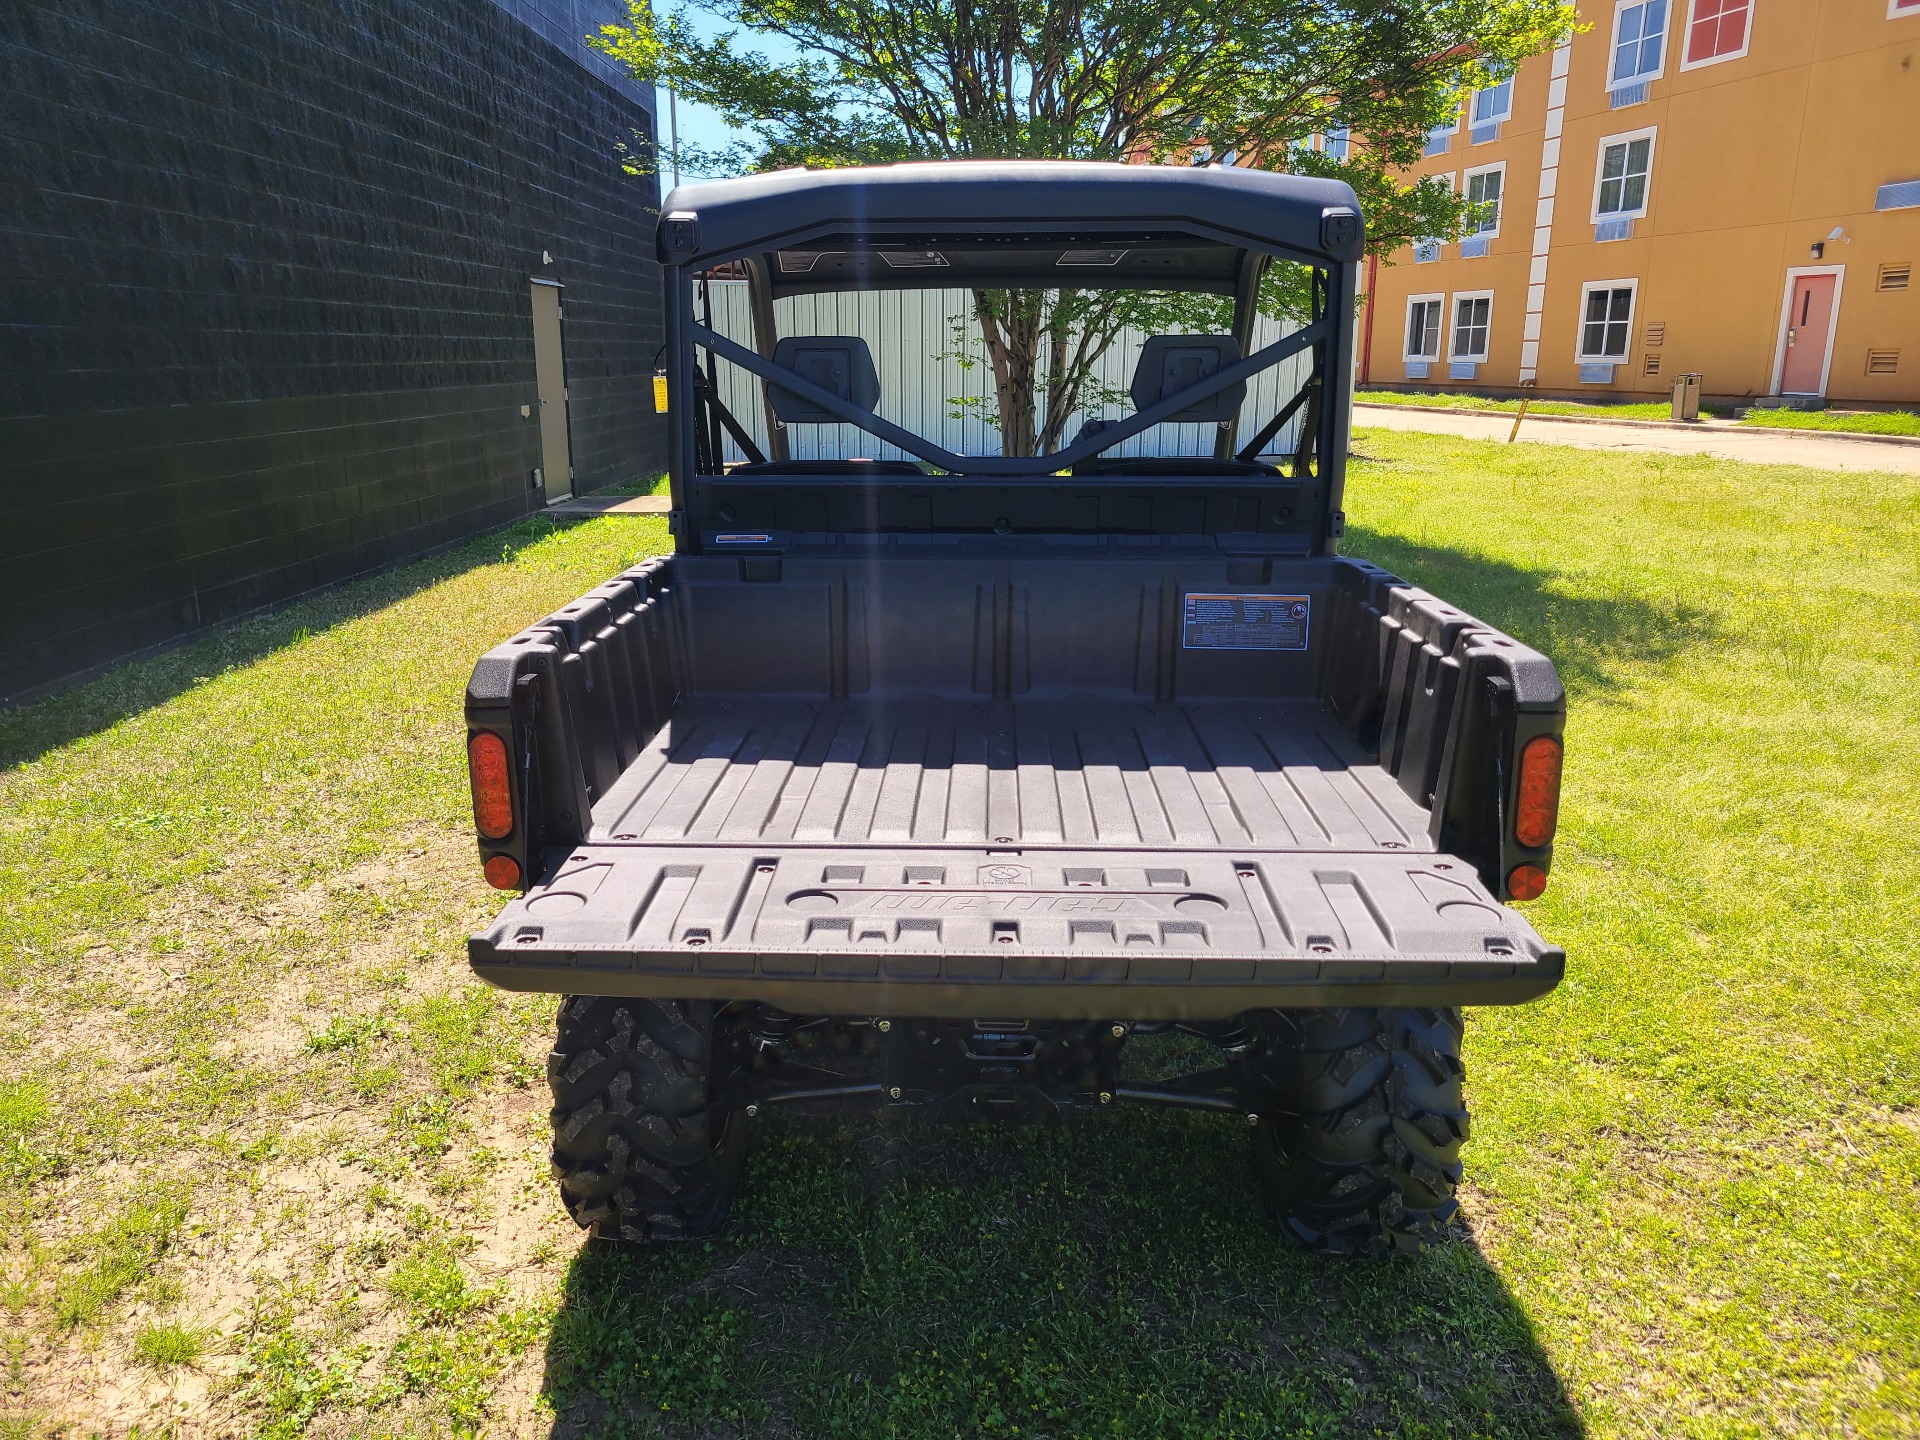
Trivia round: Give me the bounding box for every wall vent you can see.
[1643,352,1663,375]
[1866,349,1900,376]
[1644,322,1666,346]
[1879,264,1911,292]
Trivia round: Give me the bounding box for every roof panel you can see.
[658,160,1363,270]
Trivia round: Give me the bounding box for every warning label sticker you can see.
[1181,593,1312,651]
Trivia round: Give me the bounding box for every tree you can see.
[595,0,1575,455]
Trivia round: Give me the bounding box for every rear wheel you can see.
[1250,1006,1467,1257]
[547,997,746,1243]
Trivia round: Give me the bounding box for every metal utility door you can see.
[531,279,573,500]
[1779,274,1836,396]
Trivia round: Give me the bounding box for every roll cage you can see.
[654,160,1364,554]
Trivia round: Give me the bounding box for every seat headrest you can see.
[1130,335,1245,422]
[768,336,881,422]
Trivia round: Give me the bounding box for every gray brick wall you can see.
[487,0,658,110]
[0,0,668,702]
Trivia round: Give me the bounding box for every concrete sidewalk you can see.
[1353,403,1920,474]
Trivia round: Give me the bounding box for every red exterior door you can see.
[1779,274,1836,395]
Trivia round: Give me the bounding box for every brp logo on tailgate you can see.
[978,864,1030,886]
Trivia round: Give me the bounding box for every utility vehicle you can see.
[463,162,1566,1255]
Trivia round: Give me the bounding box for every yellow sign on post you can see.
[652,373,669,413]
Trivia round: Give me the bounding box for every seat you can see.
[1069,336,1271,475]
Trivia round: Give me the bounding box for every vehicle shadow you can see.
[0,510,592,771]
[1343,521,1720,700]
[538,1104,1585,1438]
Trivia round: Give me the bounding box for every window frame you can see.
[1891,0,1920,18]
[1403,292,1446,362]
[1323,125,1351,161]
[1590,126,1659,222]
[1679,0,1753,71]
[1461,161,1508,239]
[1608,0,1672,90]
[1412,172,1456,259]
[1576,278,1640,363]
[1470,79,1515,128]
[1424,103,1463,155]
[1449,289,1496,363]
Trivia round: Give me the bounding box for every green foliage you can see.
[386,1238,499,1326]
[596,0,1572,242]
[1741,407,1920,436]
[53,1188,189,1328]
[133,1320,210,1368]
[0,1080,55,1185]
[593,0,1575,451]
[1357,388,1718,421]
[304,1013,393,1054]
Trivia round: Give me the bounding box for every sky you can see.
[652,13,805,191]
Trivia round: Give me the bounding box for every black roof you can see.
[657,161,1363,287]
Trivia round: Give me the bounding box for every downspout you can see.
[1359,251,1379,387]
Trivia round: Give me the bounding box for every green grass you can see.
[6,436,1919,1435]
[594,470,673,496]
[1357,388,1712,421]
[133,1319,210,1368]
[1739,407,1920,437]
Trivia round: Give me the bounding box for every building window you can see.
[1452,292,1494,362]
[1877,180,1920,211]
[1611,0,1670,88]
[1579,281,1638,361]
[1463,164,1505,236]
[1424,106,1461,156]
[1894,0,1920,16]
[1593,129,1656,219]
[1466,79,1512,133]
[1324,126,1351,161]
[1413,174,1453,261]
[1405,295,1445,361]
[1682,0,1751,68]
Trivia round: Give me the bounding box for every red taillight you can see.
[468,732,513,839]
[1507,863,1547,901]
[483,854,522,890]
[1514,735,1563,849]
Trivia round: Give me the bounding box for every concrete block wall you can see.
[1,0,667,702]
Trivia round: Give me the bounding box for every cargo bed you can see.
[465,547,1565,1017]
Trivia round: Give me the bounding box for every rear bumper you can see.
[469,846,1564,1020]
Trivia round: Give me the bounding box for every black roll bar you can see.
[688,316,1330,479]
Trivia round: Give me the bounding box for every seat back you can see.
[1130,335,1245,421]
[768,336,881,422]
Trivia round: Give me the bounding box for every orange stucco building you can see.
[1359,0,1920,404]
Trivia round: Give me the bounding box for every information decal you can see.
[1181,593,1312,651]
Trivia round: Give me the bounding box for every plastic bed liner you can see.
[471,693,1562,1018]
[587,696,1433,850]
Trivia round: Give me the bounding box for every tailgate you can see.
[470,845,1562,1019]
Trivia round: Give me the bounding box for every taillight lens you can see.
[1507,864,1547,901]
[483,854,522,890]
[1514,735,1563,849]
[468,732,513,839]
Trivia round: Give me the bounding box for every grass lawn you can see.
[6,432,1919,1437]
[1739,408,1920,438]
[1355,389,1711,422]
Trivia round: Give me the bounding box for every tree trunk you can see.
[973,288,1044,456]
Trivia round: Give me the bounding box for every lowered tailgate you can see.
[470,843,1561,1019]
